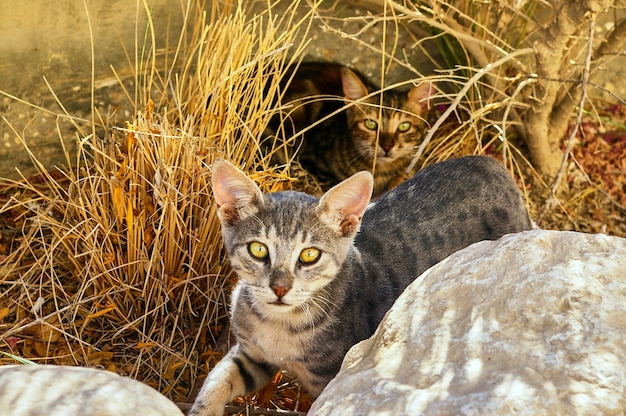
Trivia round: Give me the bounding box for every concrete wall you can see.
[0,0,185,179]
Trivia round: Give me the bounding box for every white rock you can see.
[310,230,626,416]
[0,365,183,416]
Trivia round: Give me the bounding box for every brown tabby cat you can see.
[266,62,433,197]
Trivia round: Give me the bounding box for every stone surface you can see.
[0,365,183,416]
[309,230,626,416]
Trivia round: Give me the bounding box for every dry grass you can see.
[0,0,624,414]
[0,0,316,404]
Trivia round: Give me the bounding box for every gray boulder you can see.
[0,365,183,416]
[310,230,626,416]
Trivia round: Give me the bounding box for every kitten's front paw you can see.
[188,400,225,416]
[189,376,233,416]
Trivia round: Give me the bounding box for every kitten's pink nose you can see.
[271,285,290,298]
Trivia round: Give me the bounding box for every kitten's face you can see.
[211,160,373,320]
[341,68,433,169]
[224,195,351,315]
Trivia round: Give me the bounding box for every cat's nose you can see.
[379,137,394,154]
[271,284,290,298]
[269,267,293,299]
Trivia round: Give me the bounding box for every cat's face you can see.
[222,195,350,316]
[211,160,373,319]
[346,101,426,165]
[341,68,433,168]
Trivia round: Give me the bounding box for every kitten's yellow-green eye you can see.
[248,241,269,260]
[398,121,412,132]
[299,247,321,265]
[363,119,378,130]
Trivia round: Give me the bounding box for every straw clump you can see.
[0,1,312,402]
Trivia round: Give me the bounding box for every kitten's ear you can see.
[407,81,434,114]
[211,159,264,226]
[341,68,369,101]
[318,171,373,237]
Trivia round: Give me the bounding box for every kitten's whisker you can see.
[300,302,316,329]
[251,214,266,231]
[339,147,370,168]
[308,289,336,323]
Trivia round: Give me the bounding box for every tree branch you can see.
[539,17,595,221]
[406,47,535,173]
[523,0,609,178]
[550,15,626,142]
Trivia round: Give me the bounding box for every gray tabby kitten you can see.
[190,156,532,416]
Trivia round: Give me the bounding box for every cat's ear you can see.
[407,81,434,114]
[341,68,369,101]
[318,171,373,237]
[211,159,264,226]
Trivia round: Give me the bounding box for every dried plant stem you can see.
[0,0,314,404]
[551,16,626,140]
[538,18,595,222]
[222,405,307,416]
[406,47,535,173]
[176,403,307,416]
[361,0,512,56]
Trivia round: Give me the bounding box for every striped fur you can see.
[267,62,433,197]
[190,156,533,415]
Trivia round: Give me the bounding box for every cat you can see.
[189,155,533,416]
[266,62,434,197]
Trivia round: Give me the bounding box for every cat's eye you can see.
[398,121,412,132]
[299,247,321,265]
[248,241,269,260]
[363,119,378,130]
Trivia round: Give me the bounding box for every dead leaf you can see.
[0,307,10,321]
